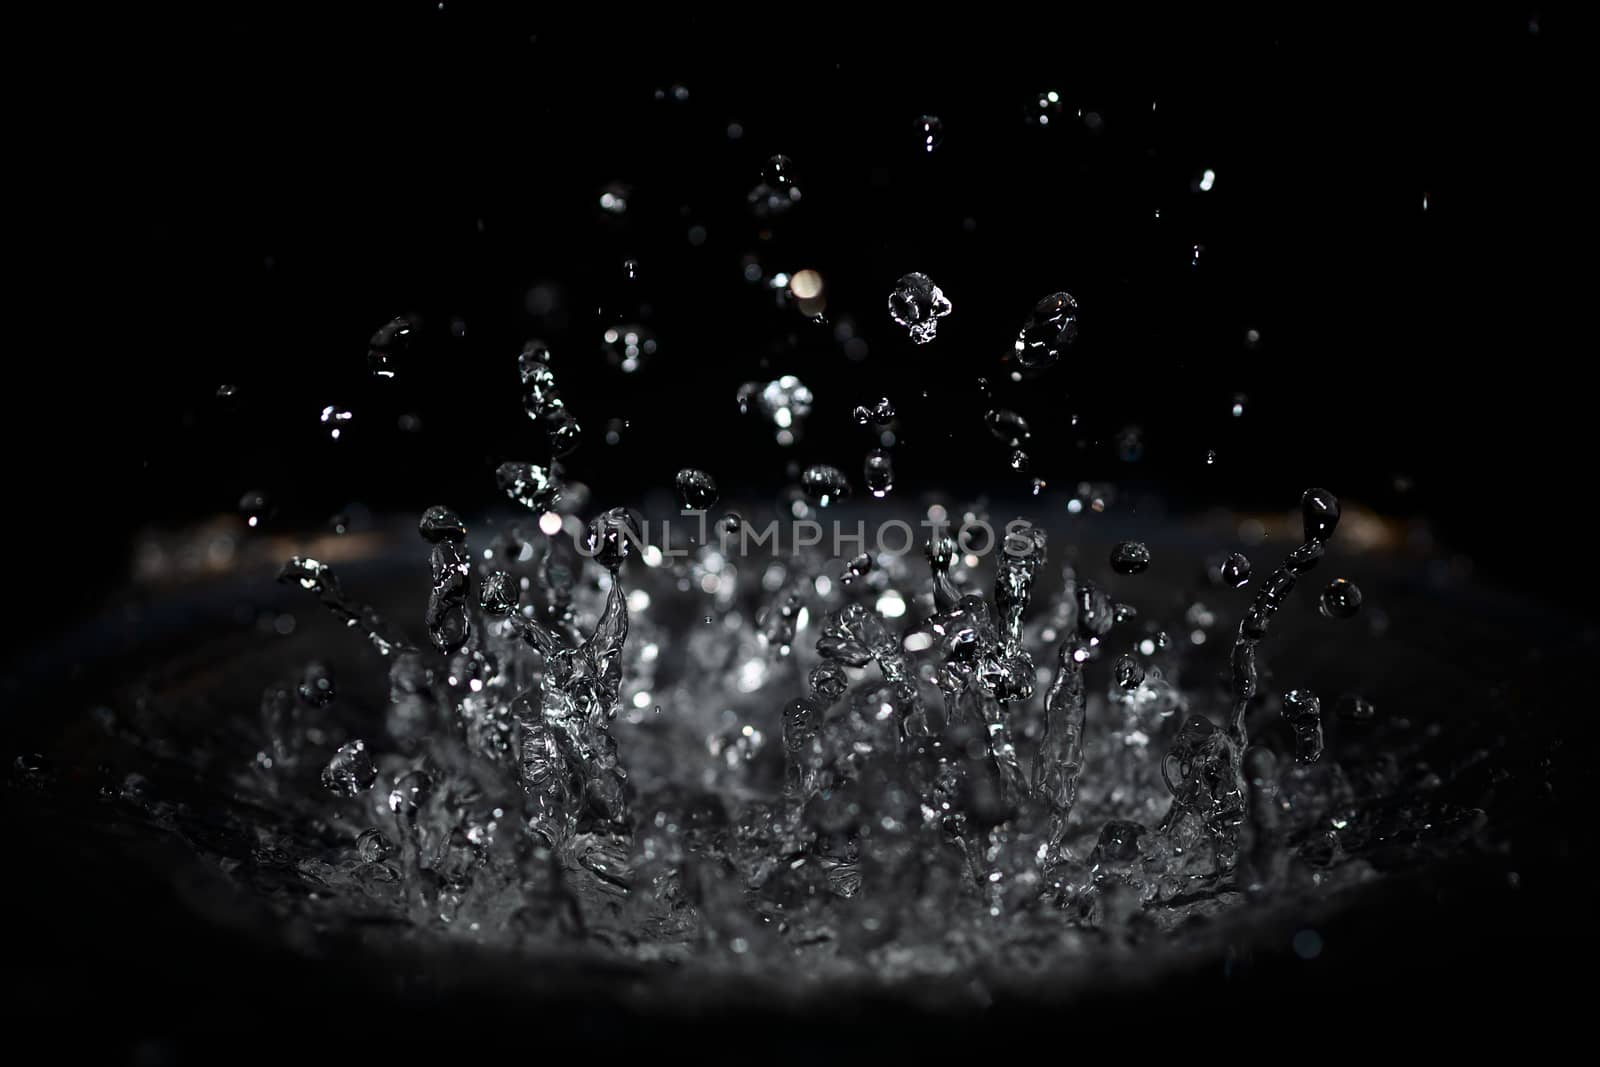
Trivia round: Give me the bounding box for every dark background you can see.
[4,5,1591,1048]
[12,4,1581,626]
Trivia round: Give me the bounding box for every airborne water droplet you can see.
[321,740,376,798]
[801,464,851,507]
[1221,552,1252,587]
[1114,654,1145,691]
[1319,578,1363,619]
[887,273,952,344]
[496,462,561,513]
[675,468,719,511]
[1301,487,1341,542]
[1013,292,1079,369]
[984,409,1031,447]
[367,316,412,379]
[239,489,274,529]
[748,155,802,218]
[1110,541,1151,575]
[916,115,944,152]
[863,449,894,498]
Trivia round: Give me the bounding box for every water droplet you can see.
[863,449,894,498]
[748,155,802,218]
[1114,654,1146,691]
[496,462,561,512]
[801,465,851,506]
[984,409,1031,447]
[1031,477,1046,495]
[239,489,274,529]
[298,662,336,708]
[216,383,237,400]
[1110,541,1151,575]
[602,325,657,374]
[840,552,873,585]
[321,740,376,797]
[1013,292,1079,369]
[356,827,393,863]
[675,468,719,511]
[388,769,432,817]
[1231,393,1247,417]
[367,316,412,378]
[1301,488,1341,542]
[915,114,944,152]
[1221,552,1252,587]
[479,571,519,616]
[1009,449,1030,472]
[418,505,466,544]
[1336,693,1376,723]
[584,507,646,573]
[1281,689,1324,764]
[1319,578,1362,619]
[809,661,849,704]
[887,273,952,344]
[1206,449,1217,465]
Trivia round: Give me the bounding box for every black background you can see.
[13,3,1584,643]
[4,4,1592,1049]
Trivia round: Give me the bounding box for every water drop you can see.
[984,409,1031,447]
[1231,393,1247,417]
[675,468,719,511]
[1336,693,1376,723]
[748,155,802,218]
[1031,477,1046,495]
[915,115,944,152]
[297,662,335,708]
[418,505,466,544]
[887,273,952,344]
[1281,689,1324,764]
[1114,654,1145,691]
[1009,449,1029,472]
[801,465,851,506]
[809,661,849,705]
[367,316,412,378]
[496,462,561,512]
[1221,552,1252,587]
[239,489,274,529]
[1319,578,1363,619]
[1110,541,1151,575]
[864,449,894,498]
[840,552,873,585]
[479,571,519,616]
[321,740,376,797]
[356,827,393,863]
[1013,292,1079,369]
[216,384,237,400]
[388,769,432,817]
[584,507,646,573]
[1301,488,1341,542]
